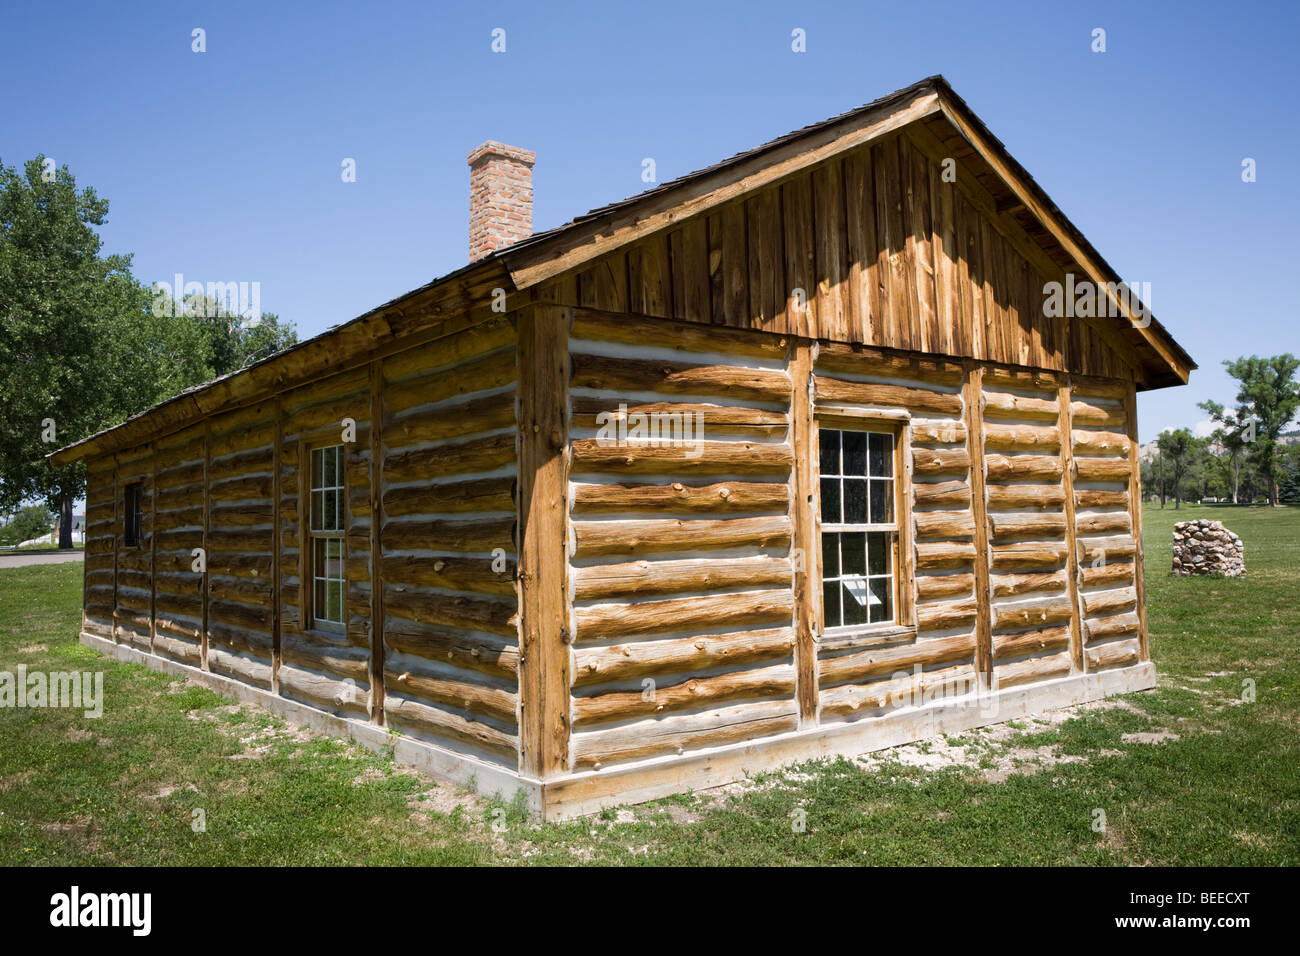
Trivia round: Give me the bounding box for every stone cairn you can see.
[1171,519,1245,577]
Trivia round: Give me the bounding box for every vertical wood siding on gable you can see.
[536,132,1143,386]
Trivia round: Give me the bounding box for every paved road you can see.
[0,551,85,568]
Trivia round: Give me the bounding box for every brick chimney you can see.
[467,141,535,261]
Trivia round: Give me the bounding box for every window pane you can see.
[311,448,323,488]
[867,531,890,576]
[328,580,343,623]
[842,431,867,476]
[822,580,841,628]
[869,576,893,623]
[842,578,869,625]
[819,477,840,523]
[869,432,892,477]
[841,531,866,576]
[819,429,839,475]
[844,478,867,524]
[821,533,839,578]
[870,479,893,524]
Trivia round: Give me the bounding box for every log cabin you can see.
[50,76,1194,819]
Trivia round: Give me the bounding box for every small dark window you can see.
[123,482,144,548]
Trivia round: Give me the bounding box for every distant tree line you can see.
[1143,354,1300,509]
[0,156,298,547]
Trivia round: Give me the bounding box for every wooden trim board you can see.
[516,304,572,777]
[1058,379,1085,673]
[961,361,993,683]
[788,340,818,723]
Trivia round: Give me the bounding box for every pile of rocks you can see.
[1171,519,1245,577]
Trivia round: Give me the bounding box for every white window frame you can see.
[815,418,904,636]
[307,444,346,631]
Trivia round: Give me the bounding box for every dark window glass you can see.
[819,477,840,523]
[841,531,866,576]
[842,430,867,476]
[870,479,892,524]
[869,576,892,623]
[822,580,841,628]
[869,432,892,477]
[844,478,867,523]
[842,580,869,625]
[868,531,889,576]
[821,533,839,578]
[818,429,839,475]
[123,483,144,548]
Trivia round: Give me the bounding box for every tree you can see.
[205,311,296,377]
[0,157,212,546]
[1280,441,1300,504]
[1217,355,1300,507]
[1152,444,1170,507]
[1140,456,1158,504]
[1156,428,1196,509]
[1198,400,1250,503]
[0,504,55,546]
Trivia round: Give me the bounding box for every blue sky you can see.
[3,0,1297,441]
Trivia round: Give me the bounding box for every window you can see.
[123,482,144,548]
[818,426,896,629]
[309,445,346,629]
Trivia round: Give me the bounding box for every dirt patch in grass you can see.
[1121,731,1181,744]
[166,678,206,695]
[845,695,1143,784]
[405,780,484,821]
[0,771,34,791]
[41,814,92,837]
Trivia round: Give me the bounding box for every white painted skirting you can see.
[82,632,1155,821]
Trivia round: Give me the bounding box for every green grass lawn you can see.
[1,503,1296,865]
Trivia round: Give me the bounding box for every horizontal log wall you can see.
[813,345,979,721]
[533,130,1143,384]
[151,424,206,665]
[378,317,520,766]
[1071,383,1143,671]
[78,317,523,770]
[111,445,154,654]
[205,400,277,690]
[82,456,116,642]
[566,311,798,770]
[278,367,372,718]
[980,376,1075,688]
